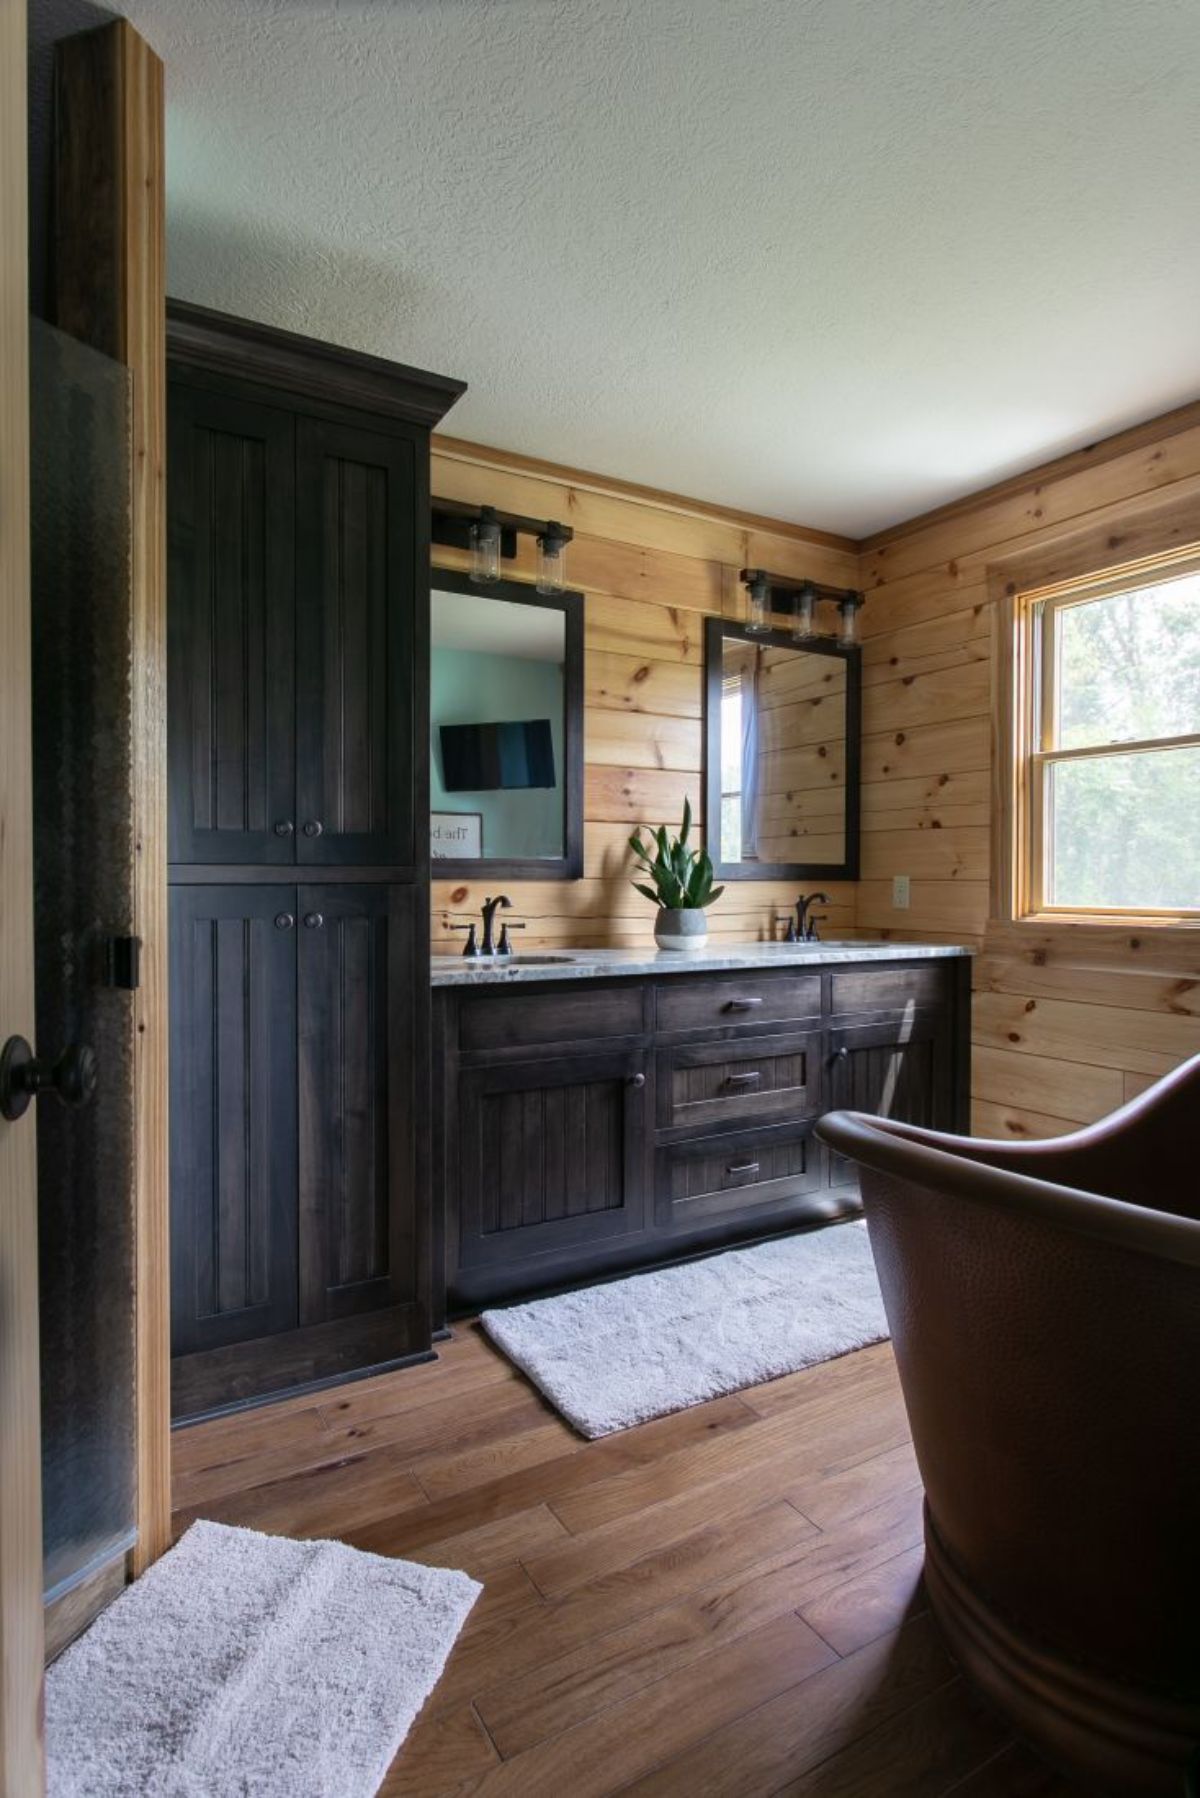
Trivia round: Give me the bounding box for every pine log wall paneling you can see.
[429,443,862,950]
[857,408,1200,1138]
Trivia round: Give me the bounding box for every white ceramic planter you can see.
[654,908,708,951]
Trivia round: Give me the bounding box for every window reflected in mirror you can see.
[706,620,860,880]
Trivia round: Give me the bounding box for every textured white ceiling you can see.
[108,0,1200,533]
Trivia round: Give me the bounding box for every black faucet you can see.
[794,893,830,942]
[480,894,512,956]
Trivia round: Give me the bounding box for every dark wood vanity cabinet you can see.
[167,302,463,1418]
[436,955,969,1315]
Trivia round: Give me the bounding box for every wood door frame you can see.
[54,20,171,1574]
[0,0,47,1780]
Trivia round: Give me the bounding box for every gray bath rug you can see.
[482,1221,889,1439]
[46,1519,481,1797]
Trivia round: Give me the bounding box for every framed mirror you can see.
[430,569,584,879]
[704,617,861,881]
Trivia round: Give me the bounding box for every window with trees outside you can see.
[1018,561,1200,917]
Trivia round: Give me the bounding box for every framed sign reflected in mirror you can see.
[704,618,861,881]
[430,570,584,879]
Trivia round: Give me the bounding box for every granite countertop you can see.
[430,941,973,987]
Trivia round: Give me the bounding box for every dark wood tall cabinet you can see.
[166,303,463,1418]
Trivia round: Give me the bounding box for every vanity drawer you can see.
[656,1030,820,1135]
[457,984,646,1053]
[830,965,943,1017]
[655,973,821,1036]
[656,1123,822,1228]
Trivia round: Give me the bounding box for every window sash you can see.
[1024,582,1200,917]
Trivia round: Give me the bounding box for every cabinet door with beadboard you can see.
[169,887,299,1357]
[297,884,423,1326]
[167,382,296,864]
[294,418,418,870]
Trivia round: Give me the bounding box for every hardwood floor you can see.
[172,1328,1081,1795]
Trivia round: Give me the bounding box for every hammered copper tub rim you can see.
[816,1097,1200,1270]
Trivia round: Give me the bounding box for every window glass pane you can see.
[1046,746,1200,909]
[1054,573,1200,749]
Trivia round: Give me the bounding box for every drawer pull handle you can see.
[725,1070,762,1085]
[724,997,763,1011]
[727,1161,761,1176]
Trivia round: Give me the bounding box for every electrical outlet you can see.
[892,874,911,910]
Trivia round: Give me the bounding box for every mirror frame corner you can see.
[429,567,585,882]
[703,615,862,884]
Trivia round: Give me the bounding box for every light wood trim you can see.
[431,434,857,553]
[0,0,48,1781]
[54,19,171,1574]
[988,524,1200,933]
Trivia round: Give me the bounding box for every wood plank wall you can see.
[430,419,1200,1138]
[429,443,862,950]
[857,410,1200,1137]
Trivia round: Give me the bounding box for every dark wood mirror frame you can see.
[430,568,584,880]
[704,616,861,883]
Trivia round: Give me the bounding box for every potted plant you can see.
[628,797,724,951]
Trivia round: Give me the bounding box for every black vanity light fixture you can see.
[431,498,575,592]
[738,568,865,644]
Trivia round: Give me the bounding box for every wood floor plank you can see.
[473,1487,925,1760]
[410,1419,581,1503]
[548,1378,909,1539]
[174,1380,555,1512]
[404,1504,570,1580]
[939,1742,1084,1796]
[172,1444,429,1539]
[740,1342,899,1419]
[463,1612,837,1796]
[797,1542,927,1656]
[785,1439,923,1531]
[378,1703,499,1796]
[343,1393,760,1559]
[619,1613,957,1798]
[771,1675,1006,1797]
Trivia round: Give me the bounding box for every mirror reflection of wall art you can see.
[429,574,584,878]
[431,812,482,859]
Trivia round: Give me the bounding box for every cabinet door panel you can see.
[457,1051,648,1267]
[168,384,296,863]
[169,888,298,1354]
[298,885,418,1323]
[295,420,417,866]
[826,1011,952,1182]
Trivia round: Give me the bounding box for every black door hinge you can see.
[105,935,142,990]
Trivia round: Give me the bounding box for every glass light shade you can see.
[745,573,771,634]
[839,593,863,644]
[469,506,502,584]
[791,582,816,642]
[535,524,568,596]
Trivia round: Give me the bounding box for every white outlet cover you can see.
[892,875,911,910]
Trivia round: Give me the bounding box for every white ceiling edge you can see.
[42,0,1200,536]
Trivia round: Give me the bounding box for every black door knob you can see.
[273,819,294,837]
[629,1072,646,1089]
[303,820,323,838]
[275,912,295,930]
[0,1036,98,1122]
[303,913,324,930]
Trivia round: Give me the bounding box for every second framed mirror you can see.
[704,617,861,882]
[430,570,584,879]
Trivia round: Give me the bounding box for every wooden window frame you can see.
[994,544,1200,928]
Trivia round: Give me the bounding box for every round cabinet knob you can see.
[629,1072,646,1089]
[275,912,295,930]
[273,819,294,837]
[303,913,324,930]
[832,1045,850,1062]
[302,820,323,838]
